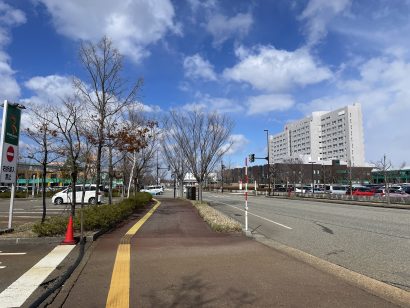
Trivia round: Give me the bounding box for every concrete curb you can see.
[243,229,410,308]
[0,230,105,245]
[41,241,95,308]
[0,236,64,244]
[0,228,14,235]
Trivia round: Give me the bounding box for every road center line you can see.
[106,199,161,308]
[213,200,293,230]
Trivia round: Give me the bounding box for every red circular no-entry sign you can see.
[6,146,14,162]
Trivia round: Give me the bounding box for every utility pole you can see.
[156,150,159,186]
[349,160,353,198]
[264,129,270,195]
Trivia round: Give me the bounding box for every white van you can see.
[52,184,104,205]
[325,185,348,194]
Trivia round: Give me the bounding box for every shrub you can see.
[191,201,242,232]
[32,216,68,237]
[32,192,153,237]
[0,191,55,198]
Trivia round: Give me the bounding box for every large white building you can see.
[269,104,365,166]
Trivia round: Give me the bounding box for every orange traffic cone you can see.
[61,215,76,245]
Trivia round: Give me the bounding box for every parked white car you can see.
[141,185,164,195]
[52,184,104,205]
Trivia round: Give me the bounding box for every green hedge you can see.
[33,192,153,237]
[0,191,56,198]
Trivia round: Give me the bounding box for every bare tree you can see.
[166,110,234,202]
[23,104,60,223]
[282,157,304,192]
[74,36,143,202]
[110,109,156,197]
[161,133,188,198]
[50,98,85,216]
[372,154,393,205]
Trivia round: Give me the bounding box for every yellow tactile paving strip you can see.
[106,199,161,308]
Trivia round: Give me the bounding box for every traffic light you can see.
[249,153,255,163]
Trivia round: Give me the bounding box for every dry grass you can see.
[191,201,242,232]
[0,222,38,238]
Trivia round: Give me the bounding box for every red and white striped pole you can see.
[245,157,248,231]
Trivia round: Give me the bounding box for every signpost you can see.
[0,100,23,229]
[244,157,248,231]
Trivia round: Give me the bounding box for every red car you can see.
[346,187,375,196]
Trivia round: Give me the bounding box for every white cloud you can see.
[183,54,217,81]
[182,96,243,114]
[38,0,179,63]
[0,51,20,100]
[187,0,217,13]
[223,134,249,155]
[24,75,75,105]
[300,0,351,46]
[224,45,332,92]
[0,2,26,101]
[138,102,162,113]
[0,2,26,39]
[206,12,253,46]
[247,94,294,115]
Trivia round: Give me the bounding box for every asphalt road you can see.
[203,192,410,292]
[0,197,70,230]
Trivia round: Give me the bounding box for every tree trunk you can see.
[199,181,203,202]
[41,160,47,223]
[179,178,184,198]
[95,124,103,203]
[71,168,78,216]
[108,144,113,204]
[385,172,390,205]
[127,152,137,198]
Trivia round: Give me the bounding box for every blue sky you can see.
[1,0,410,168]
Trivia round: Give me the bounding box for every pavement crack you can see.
[326,249,344,256]
[251,225,262,234]
[40,277,58,288]
[314,222,334,234]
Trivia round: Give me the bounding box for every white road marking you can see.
[211,199,293,230]
[0,252,26,256]
[0,245,75,307]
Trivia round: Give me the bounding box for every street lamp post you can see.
[309,162,316,193]
[264,129,270,195]
[156,151,159,186]
[221,161,225,193]
[32,174,35,198]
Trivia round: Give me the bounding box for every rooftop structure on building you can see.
[269,104,365,166]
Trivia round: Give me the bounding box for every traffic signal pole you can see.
[248,153,270,195]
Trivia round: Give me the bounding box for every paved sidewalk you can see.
[131,198,398,307]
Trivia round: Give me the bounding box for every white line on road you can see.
[0,245,75,307]
[0,252,26,256]
[213,199,293,230]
